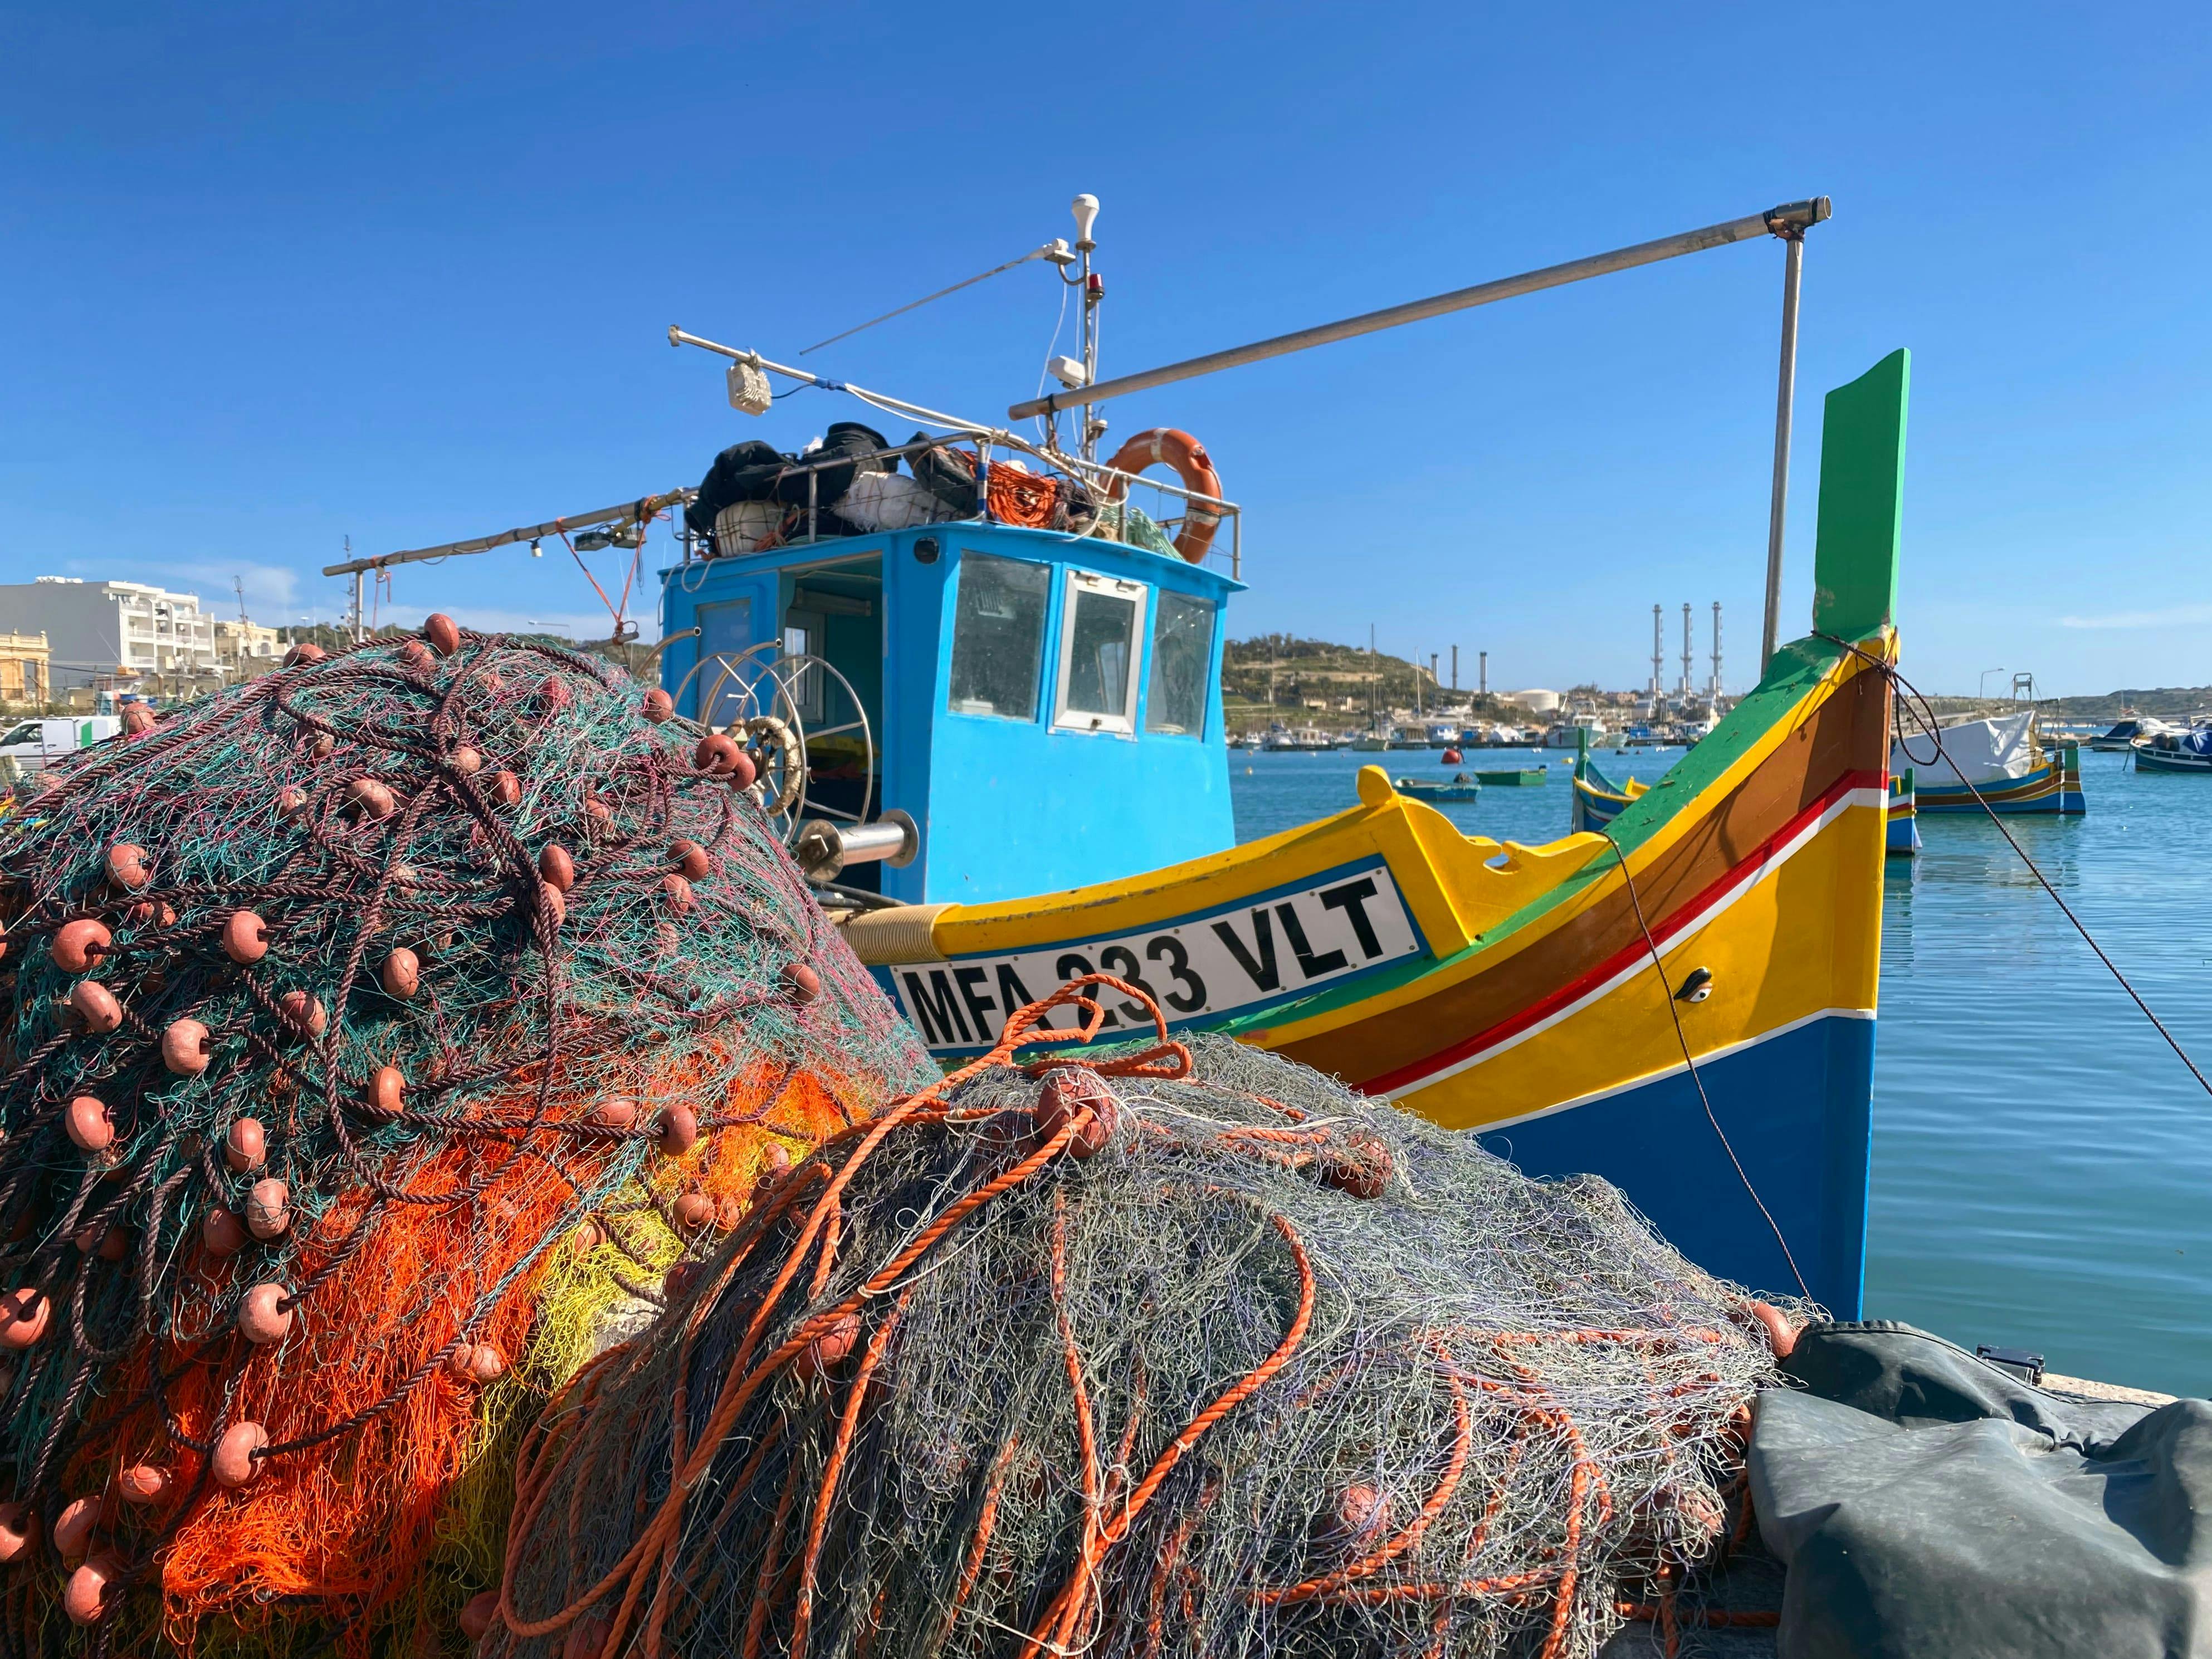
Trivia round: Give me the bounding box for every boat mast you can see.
[1760,221,1809,673]
[1011,199,1833,671]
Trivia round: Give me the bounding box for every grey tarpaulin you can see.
[1749,1320,2212,1658]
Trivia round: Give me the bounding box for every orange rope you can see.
[503,975,1158,1645]
[1021,1213,1315,1658]
[938,1435,1019,1647]
[1044,1193,1105,1655]
[1251,1362,1471,1604]
[790,1292,909,1659]
[985,465,1059,528]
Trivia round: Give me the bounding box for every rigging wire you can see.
[1824,632,2212,1102]
[798,243,1067,356]
[1599,829,1813,1301]
[1033,275,1072,450]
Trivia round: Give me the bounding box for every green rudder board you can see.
[1811,348,1911,644]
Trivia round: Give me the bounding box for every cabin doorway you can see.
[781,555,884,871]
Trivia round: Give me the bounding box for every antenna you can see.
[233,575,248,625]
[1073,193,1104,462]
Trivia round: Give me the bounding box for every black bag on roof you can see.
[907,435,978,516]
[685,441,790,537]
[771,422,892,511]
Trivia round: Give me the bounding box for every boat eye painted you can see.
[1674,966,1714,1004]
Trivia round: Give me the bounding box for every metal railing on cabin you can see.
[678,429,1242,581]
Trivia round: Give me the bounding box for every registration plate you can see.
[883,862,1424,1055]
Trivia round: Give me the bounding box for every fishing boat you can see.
[1568,731,1639,832]
[1348,730,1391,752]
[1475,766,1547,786]
[2132,727,2212,772]
[1392,774,1481,802]
[1887,767,1920,855]
[2091,713,2172,751]
[337,195,1891,1314]
[1893,709,2084,814]
[666,343,1900,1317]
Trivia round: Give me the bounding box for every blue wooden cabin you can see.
[658,521,1242,905]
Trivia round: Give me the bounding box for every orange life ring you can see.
[1100,429,1223,565]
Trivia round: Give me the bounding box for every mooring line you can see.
[1824,633,2212,1102]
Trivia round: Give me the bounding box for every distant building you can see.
[0,630,49,704]
[0,577,221,688]
[214,617,282,678]
[1503,688,1563,715]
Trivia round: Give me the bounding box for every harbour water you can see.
[1231,743,2212,1397]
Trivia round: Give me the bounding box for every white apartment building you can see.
[0,577,222,688]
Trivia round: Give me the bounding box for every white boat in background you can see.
[2091,715,2175,751]
[1547,708,1609,748]
[1891,709,2084,814]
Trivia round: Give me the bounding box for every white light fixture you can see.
[1048,355,1088,390]
[727,358,772,417]
[1071,193,1099,250]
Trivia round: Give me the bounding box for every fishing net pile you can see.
[0,620,935,1649]
[494,980,1796,1659]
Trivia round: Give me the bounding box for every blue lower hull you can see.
[1477,1013,1873,1317]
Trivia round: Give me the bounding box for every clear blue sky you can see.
[3,2,2205,696]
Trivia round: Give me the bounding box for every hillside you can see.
[1222,634,1534,731]
[1917,687,2212,723]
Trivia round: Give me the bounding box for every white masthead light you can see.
[1071,193,1099,250]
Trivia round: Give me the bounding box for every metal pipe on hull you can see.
[1009,200,1830,421]
[1761,229,1806,673]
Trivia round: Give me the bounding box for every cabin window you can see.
[1053,570,1147,736]
[1144,591,1213,736]
[782,610,826,722]
[948,552,1049,720]
[694,598,755,725]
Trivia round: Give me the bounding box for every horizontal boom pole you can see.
[320,490,691,577]
[1008,198,1830,419]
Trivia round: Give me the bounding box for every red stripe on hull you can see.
[1354,767,1884,1095]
